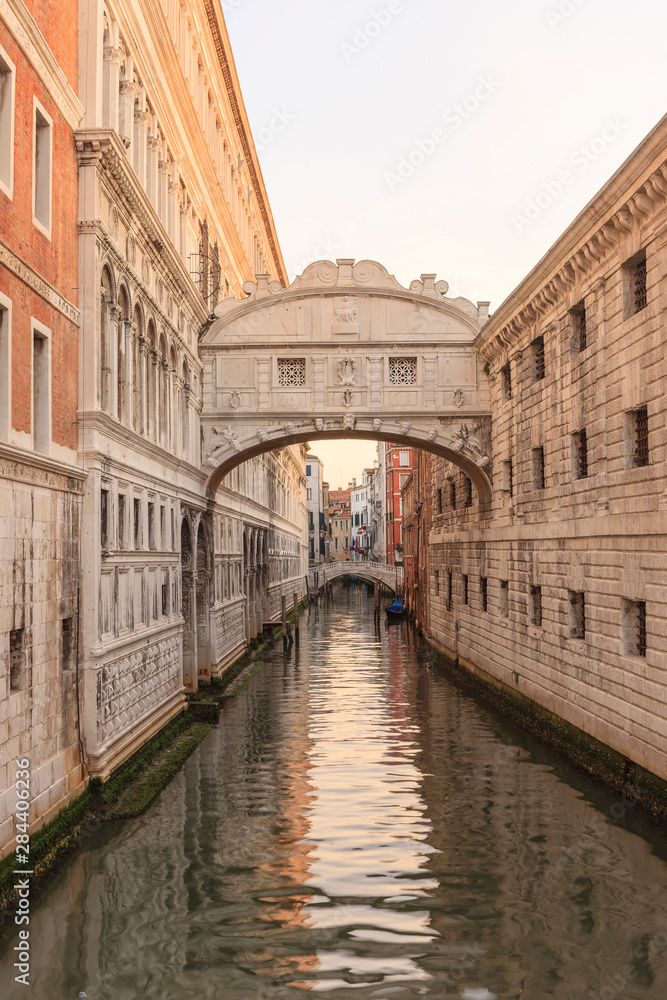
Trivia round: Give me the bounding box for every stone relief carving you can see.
[450,423,489,467]
[229,391,243,409]
[97,637,180,742]
[372,418,383,432]
[284,422,296,436]
[342,390,354,408]
[452,389,465,408]
[400,422,411,436]
[338,358,358,386]
[342,414,356,431]
[257,429,269,442]
[314,418,324,432]
[428,426,438,441]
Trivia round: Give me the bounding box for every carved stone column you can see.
[102,22,122,133]
[108,303,122,419]
[125,320,136,428]
[139,336,148,437]
[118,75,137,149]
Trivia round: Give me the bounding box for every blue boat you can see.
[385,598,404,620]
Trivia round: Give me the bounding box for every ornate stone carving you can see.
[338,358,358,386]
[229,391,243,409]
[450,423,489,467]
[333,296,359,333]
[372,418,383,432]
[211,425,242,454]
[257,429,269,442]
[284,422,296,436]
[342,390,354,408]
[314,418,324,432]
[342,414,356,431]
[452,389,465,408]
[97,637,180,743]
[400,422,411,436]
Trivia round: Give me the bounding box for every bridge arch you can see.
[309,561,403,594]
[199,258,493,502]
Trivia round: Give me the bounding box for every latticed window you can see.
[533,446,545,490]
[574,429,588,479]
[389,357,417,385]
[532,336,545,381]
[568,590,585,639]
[277,358,306,387]
[480,576,488,613]
[530,585,542,627]
[634,406,649,467]
[464,476,473,508]
[634,256,647,313]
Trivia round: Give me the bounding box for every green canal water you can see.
[2,580,667,999]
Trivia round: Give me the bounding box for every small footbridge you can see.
[308,561,403,595]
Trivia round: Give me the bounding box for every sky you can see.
[224,0,667,487]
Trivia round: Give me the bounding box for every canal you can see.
[2,580,667,999]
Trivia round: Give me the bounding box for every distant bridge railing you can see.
[308,561,403,594]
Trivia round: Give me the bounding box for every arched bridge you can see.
[199,259,493,500]
[309,561,403,594]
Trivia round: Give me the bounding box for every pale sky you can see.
[224,0,667,487]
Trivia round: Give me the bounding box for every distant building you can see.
[372,447,386,562]
[384,444,413,565]
[306,454,325,564]
[328,488,352,561]
[351,470,373,559]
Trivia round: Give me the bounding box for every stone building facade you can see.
[425,117,667,784]
[74,0,306,784]
[0,0,86,853]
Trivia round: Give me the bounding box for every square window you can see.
[389,357,417,385]
[277,358,305,386]
[568,590,586,639]
[530,584,542,626]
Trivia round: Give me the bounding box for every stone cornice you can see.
[200,0,288,287]
[76,129,209,329]
[0,442,87,483]
[0,236,80,322]
[0,0,84,130]
[476,115,667,363]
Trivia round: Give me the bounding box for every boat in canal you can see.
[385,597,405,620]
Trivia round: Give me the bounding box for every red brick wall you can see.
[0,22,79,451]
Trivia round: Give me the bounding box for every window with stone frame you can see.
[434,569,440,596]
[630,406,649,468]
[464,477,473,508]
[499,580,509,618]
[502,459,513,496]
[389,357,417,385]
[61,617,75,671]
[571,300,587,352]
[623,249,647,319]
[531,335,545,382]
[480,576,488,613]
[532,446,546,490]
[573,428,588,479]
[277,358,306,387]
[622,599,647,658]
[446,570,453,612]
[462,574,469,605]
[568,590,586,639]
[10,628,25,691]
[530,585,542,627]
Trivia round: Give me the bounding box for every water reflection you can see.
[2,581,667,999]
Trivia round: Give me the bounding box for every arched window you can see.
[146,319,157,439]
[117,285,130,422]
[158,333,168,447]
[132,302,143,433]
[100,266,114,412]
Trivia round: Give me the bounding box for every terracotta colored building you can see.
[384,443,413,565]
[0,0,86,849]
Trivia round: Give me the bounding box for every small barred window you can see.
[389,357,417,385]
[277,358,306,387]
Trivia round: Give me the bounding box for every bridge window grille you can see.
[573,429,588,479]
[568,590,586,639]
[480,576,488,612]
[532,336,545,382]
[532,446,546,490]
[623,599,647,657]
[530,585,542,627]
[389,357,417,385]
[634,406,649,467]
[464,476,473,507]
[634,256,647,313]
[277,358,306,387]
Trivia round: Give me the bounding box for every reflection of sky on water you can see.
[2,582,667,999]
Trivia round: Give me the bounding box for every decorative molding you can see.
[0,0,84,130]
[0,236,80,323]
[0,441,87,484]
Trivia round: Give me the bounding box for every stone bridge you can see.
[309,561,403,594]
[199,259,493,498]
